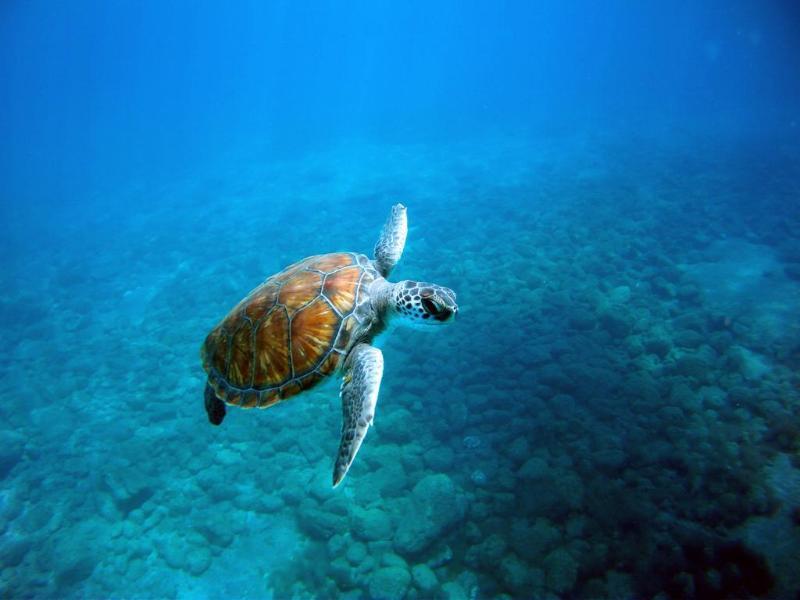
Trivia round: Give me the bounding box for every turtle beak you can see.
[439,304,457,323]
[444,293,458,322]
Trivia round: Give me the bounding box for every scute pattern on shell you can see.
[201,252,377,408]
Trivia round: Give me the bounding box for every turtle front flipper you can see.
[204,381,226,425]
[373,203,407,277]
[333,344,384,487]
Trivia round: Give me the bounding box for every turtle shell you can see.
[202,252,378,409]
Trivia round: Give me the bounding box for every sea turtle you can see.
[201,204,458,486]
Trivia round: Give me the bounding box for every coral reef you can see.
[1,134,798,598]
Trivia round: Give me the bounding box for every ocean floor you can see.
[1,130,799,598]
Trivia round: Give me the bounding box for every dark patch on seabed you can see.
[1,132,799,598]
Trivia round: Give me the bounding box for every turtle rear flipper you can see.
[204,382,226,425]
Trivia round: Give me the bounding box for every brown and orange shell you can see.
[201,252,377,409]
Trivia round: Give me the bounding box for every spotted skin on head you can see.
[393,281,458,325]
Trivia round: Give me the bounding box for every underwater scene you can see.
[1,2,800,599]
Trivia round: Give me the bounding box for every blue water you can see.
[2,2,800,598]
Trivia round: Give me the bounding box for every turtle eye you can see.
[421,297,441,315]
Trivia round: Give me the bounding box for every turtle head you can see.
[390,281,458,328]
